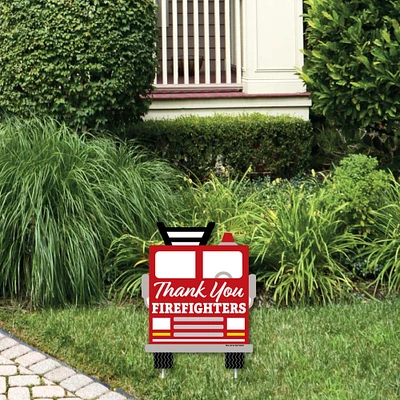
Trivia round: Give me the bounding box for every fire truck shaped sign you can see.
[141,222,256,379]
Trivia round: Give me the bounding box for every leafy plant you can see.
[179,172,264,244]
[309,115,351,170]
[0,117,183,306]
[105,233,162,301]
[323,154,390,234]
[0,0,158,129]
[362,178,400,293]
[300,0,400,139]
[106,172,274,301]
[250,185,360,305]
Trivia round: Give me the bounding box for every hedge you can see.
[0,0,158,130]
[127,114,313,179]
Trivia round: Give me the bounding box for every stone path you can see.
[0,329,137,400]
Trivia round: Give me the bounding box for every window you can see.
[155,251,196,278]
[203,251,243,278]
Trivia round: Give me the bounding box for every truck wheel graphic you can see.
[225,353,244,369]
[154,353,174,369]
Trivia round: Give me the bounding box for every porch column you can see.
[241,0,306,94]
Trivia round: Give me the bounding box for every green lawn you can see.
[1,299,400,400]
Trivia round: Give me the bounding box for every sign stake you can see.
[161,368,166,379]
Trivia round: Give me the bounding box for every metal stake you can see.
[234,368,238,379]
[161,368,166,379]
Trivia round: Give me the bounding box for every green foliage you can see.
[107,172,263,299]
[106,234,161,301]
[179,173,262,242]
[128,113,313,179]
[362,179,400,293]
[324,154,390,234]
[108,173,362,305]
[250,186,359,305]
[0,117,183,306]
[0,0,158,129]
[309,111,352,169]
[301,0,400,136]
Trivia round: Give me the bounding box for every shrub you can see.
[323,154,391,234]
[361,179,400,293]
[108,173,359,305]
[250,186,360,305]
[0,0,158,130]
[0,117,183,306]
[106,234,161,301]
[106,173,264,299]
[300,0,400,137]
[127,113,313,180]
[180,173,265,242]
[309,111,352,170]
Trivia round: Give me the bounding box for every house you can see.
[147,0,311,119]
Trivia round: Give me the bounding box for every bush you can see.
[106,173,264,299]
[309,110,352,170]
[0,0,158,130]
[180,173,264,242]
[106,234,161,301]
[108,172,357,305]
[323,154,391,234]
[127,113,313,180]
[300,0,400,137]
[0,117,183,306]
[362,180,400,293]
[250,185,359,305]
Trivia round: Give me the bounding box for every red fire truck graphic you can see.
[141,222,256,378]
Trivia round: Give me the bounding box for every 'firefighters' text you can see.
[152,302,246,314]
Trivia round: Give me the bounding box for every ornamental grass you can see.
[0,117,183,306]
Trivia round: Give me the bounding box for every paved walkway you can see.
[0,329,137,400]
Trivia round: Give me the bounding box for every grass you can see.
[0,116,183,306]
[1,299,400,399]
[1,116,400,399]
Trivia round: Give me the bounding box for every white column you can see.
[161,0,168,84]
[241,0,306,94]
[234,0,241,84]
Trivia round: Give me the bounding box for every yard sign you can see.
[142,222,256,378]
